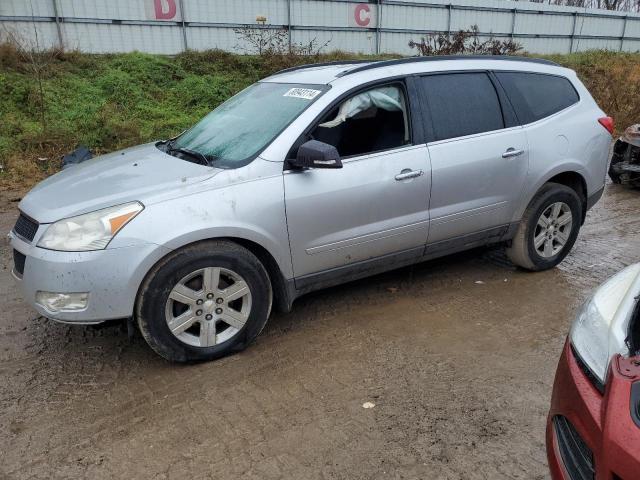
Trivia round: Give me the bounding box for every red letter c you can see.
[354,4,371,27]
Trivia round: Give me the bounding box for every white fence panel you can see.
[622,38,640,50]
[0,0,54,17]
[451,8,512,34]
[0,19,59,48]
[57,0,150,21]
[626,18,640,37]
[2,0,640,55]
[382,5,447,32]
[62,23,184,53]
[578,15,624,37]
[515,12,574,36]
[519,37,571,55]
[295,28,374,53]
[187,0,287,25]
[382,32,418,55]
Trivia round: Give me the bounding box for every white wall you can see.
[1,0,640,55]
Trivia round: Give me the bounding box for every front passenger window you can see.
[309,84,410,158]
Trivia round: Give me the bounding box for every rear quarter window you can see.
[495,72,579,125]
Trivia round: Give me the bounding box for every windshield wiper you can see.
[166,143,212,167]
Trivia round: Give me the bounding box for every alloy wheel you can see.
[164,267,252,347]
[533,201,573,258]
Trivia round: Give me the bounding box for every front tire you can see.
[136,240,272,362]
[506,183,582,271]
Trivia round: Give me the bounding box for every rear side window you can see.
[495,72,579,125]
[419,73,504,141]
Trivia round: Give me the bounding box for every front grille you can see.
[13,249,26,276]
[553,415,595,480]
[13,213,39,242]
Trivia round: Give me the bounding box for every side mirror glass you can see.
[290,140,342,169]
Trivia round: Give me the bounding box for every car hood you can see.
[19,143,219,223]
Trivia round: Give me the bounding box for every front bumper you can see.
[9,231,171,324]
[547,340,640,480]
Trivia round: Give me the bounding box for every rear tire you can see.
[136,240,272,362]
[506,183,582,271]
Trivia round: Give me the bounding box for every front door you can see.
[283,82,431,281]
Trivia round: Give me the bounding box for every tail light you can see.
[598,116,614,135]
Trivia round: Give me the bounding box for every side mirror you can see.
[290,140,342,169]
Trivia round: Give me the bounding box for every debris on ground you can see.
[61,145,93,170]
[610,124,640,187]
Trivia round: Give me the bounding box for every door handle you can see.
[395,169,424,181]
[502,148,525,159]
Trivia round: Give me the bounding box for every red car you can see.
[547,264,640,480]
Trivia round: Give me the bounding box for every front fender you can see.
[110,174,293,280]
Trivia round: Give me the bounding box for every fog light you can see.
[35,291,88,313]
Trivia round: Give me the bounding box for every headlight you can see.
[570,264,640,386]
[570,298,612,386]
[38,202,144,251]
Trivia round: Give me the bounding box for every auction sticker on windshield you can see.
[283,88,322,100]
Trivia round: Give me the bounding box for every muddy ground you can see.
[0,183,638,480]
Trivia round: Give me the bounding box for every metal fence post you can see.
[620,15,628,52]
[178,0,188,51]
[447,3,452,35]
[51,0,63,49]
[569,11,577,53]
[510,8,516,42]
[287,0,292,52]
[376,0,381,55]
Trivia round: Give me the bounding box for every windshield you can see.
[173,82,328,167]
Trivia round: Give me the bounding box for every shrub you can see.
[409,25,522,56]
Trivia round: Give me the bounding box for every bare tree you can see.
[233,25,330,56]
[0,26,55,133]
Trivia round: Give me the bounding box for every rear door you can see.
[283,80,431,280]
[417,72,529,248]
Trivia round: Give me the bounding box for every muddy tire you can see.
[506,183,582,271]
[136,240,272,363]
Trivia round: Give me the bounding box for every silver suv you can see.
[10,56,612,362]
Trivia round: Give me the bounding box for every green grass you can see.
[1,47,638,191]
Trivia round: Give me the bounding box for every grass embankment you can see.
[1,47,639,192]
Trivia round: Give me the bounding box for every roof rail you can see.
[272,59,373,76]
[335,55,560,77]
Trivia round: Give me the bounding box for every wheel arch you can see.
[135,236,295,319]
[518,168,589,225]
[545,171,588,223]
[224,237,295,313]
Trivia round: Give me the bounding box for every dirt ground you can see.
[0,182,638,480]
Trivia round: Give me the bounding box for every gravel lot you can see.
[1,182,638,479]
